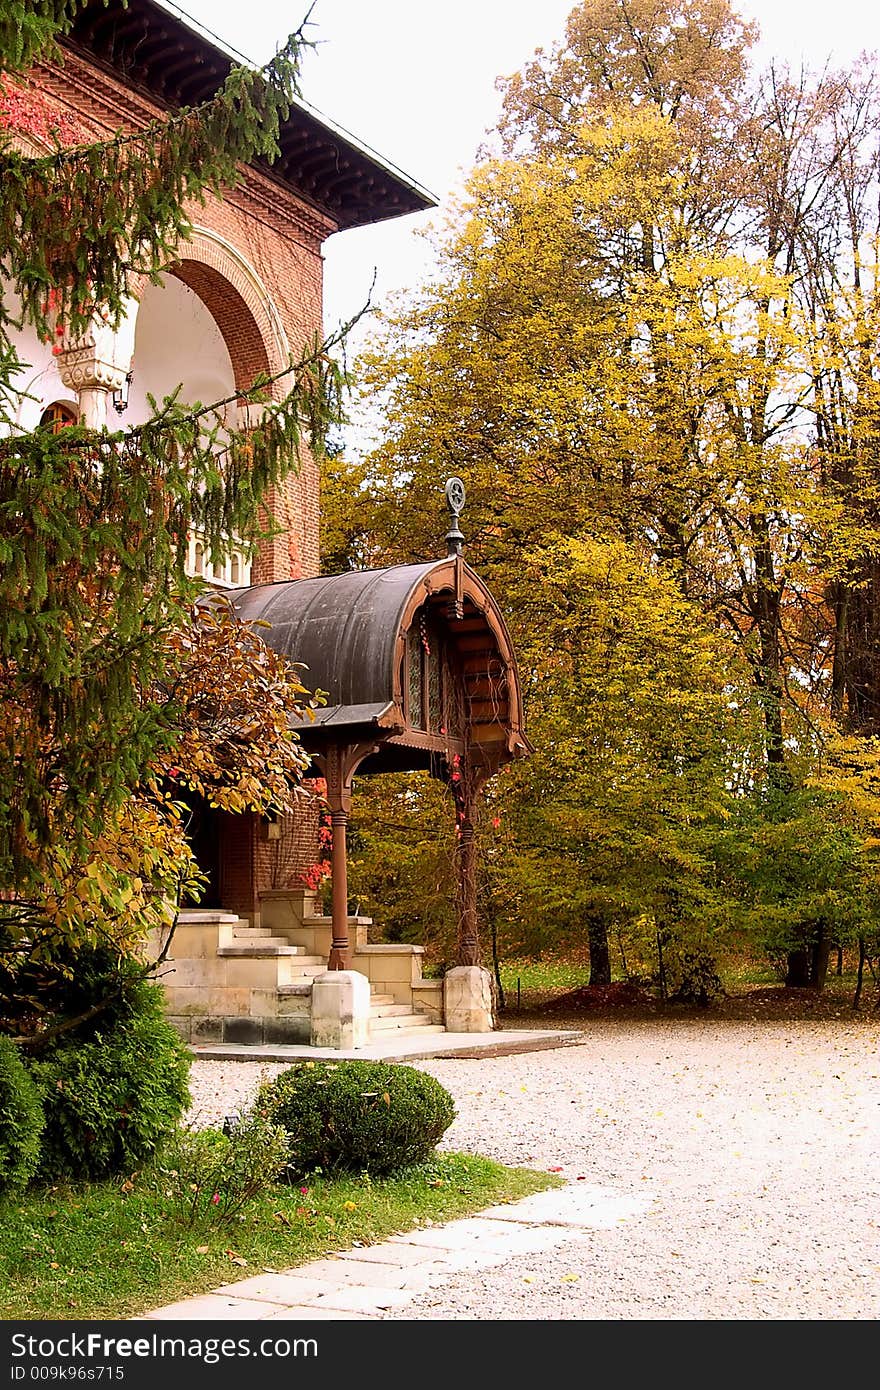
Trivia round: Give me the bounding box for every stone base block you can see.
[310,970,371,1050]
[443,965,495,1032]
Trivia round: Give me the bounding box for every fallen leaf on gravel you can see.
[548,1166,564,1173]
[561,1274,579,1282]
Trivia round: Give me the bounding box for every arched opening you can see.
[39,401,78,432]
[129,273,237,427]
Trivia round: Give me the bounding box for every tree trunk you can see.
[809,921,831,991]
[588,917,612,986]
[785,922,830,990]
[785,947,812,988]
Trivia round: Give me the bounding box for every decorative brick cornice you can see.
[36,54,336,250]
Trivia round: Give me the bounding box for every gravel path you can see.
[187,1018,880,1320]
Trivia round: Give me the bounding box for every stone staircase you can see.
[216,919,328,988]
[369,989,446,1038]
[160,905,445,1047]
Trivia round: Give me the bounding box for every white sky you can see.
[169,1,880,349]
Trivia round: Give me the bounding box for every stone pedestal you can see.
[443,965,495,1032]
[310,970,371,1050]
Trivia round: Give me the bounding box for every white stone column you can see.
[310,970,371,1050]
[444,965,495,1032]
[55,297,138,429]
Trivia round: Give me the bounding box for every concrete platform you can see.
[189,1026,585,1064]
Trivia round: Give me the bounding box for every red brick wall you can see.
[33,50,333,581]
[26,52,338,901]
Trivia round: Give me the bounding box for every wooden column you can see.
[328,806,350,970]
[314,741,378,971]
[451,763,490,967]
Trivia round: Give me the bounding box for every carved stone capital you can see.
[53,300,138,396]
[55,345,128,394]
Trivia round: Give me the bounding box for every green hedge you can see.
[0,1035,44,1197]
[257,1059,455,1178]
[29,991,191,1181]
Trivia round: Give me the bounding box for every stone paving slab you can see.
[144,1294,289,1320]
[259,1305,371,1321]
[190,1028,584,1065]
[304,1286,416,1314]
[281,1256,440,1290]
[140,1179,647,1322]
[336,1242,442,1267]
[475,1185,652,1229]
[203,1272,337,1303]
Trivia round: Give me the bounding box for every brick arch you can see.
[130,228,290,398]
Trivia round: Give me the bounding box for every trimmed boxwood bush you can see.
[0,1034,44,1197]
[256,1059,456,1177]
[28,984,191,1181]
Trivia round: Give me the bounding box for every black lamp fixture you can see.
[112,370,133,414]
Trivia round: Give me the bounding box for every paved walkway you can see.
[137,1183,649,1321]
[190,1027,583,1065]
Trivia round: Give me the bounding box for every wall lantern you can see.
[112,370,133,414]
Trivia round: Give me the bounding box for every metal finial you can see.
[445,476,466,557]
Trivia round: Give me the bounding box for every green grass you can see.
[499,950,870,1011]
[0,1153,559,1321]
[499,958,590,996]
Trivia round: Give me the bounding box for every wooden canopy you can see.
[232,556,531,967]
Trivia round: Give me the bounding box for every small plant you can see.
[0,1035,44,1197]
[151,1109,289,1228]
[28,995,191,1181]
[669,948,725,1007]
[257,1059,456,1178]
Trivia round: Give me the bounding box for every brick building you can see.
[5,0,529,1046]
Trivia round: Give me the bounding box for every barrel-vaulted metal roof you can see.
[230,559,530,765]
[232,562,437,731]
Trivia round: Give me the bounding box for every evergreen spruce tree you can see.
[0,4,343,956]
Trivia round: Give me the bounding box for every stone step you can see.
[217,942,308,957]
[369,1013,446,1034]
[370,1023,446,1037]
[369,1002,414,1018]
[302,913,373,928]
[177,909,242,924]
[282,963,328,979]
[232,925,275,939]
[369,993,395,1007]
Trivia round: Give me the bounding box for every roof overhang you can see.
[61,0,437,232]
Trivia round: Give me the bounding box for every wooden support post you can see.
[313,741,379,973]
[452,763,490,968]
[457,806,480,967]
[328,806,350,971]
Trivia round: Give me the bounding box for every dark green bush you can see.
[0,942,160,1041]
[257,1059,456,1178]
[0,1035,44,1197]
[28,984,191,1181]
[669,948,725,1007]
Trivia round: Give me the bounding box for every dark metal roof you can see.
[231,562,439,731]
[62,0,436,232]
